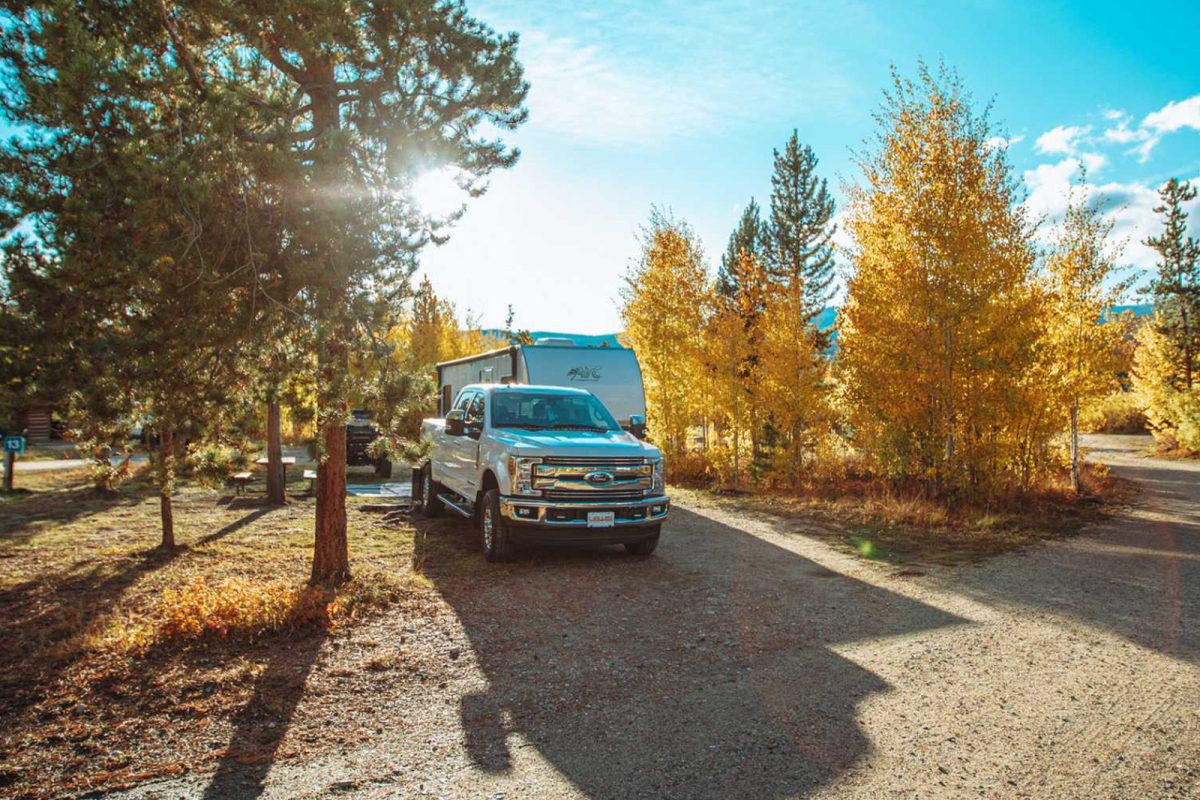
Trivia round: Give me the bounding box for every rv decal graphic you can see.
[567,366,601,382]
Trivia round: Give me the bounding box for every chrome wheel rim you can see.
[483,505,495,551]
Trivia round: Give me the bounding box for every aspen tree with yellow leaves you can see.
[621,211,711,461]
[839,64,1045,494]
[758,279,829,485]
[704,303,756,485]
[1044,179,1131,492]
[704,249,771,484]
[1132,316,1200,449]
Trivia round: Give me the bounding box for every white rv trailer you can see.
[436,340,647,427]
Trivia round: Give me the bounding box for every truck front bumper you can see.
[499,495,669,530]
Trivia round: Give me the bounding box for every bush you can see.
[1079,391,1147,434]
[108,573,412,652]
[187,441,254,488]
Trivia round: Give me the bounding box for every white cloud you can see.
[1100,94,1200,161]
[1035,125,1092,155]
[517,30,720,145]
[1024,154,1200,278]
[1142,95,1200,135]
[985,133,1025,150]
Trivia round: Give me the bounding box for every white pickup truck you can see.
[415,384,669,562]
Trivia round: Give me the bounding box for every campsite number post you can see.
[3,435,24,492]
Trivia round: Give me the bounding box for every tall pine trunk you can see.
[309,65,351,586]
[266,396,284,505]
[312,404,349,585]
[159,429,175,548]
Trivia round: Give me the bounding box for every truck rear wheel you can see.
[480,488,515,563]
[419,465,444,517]
[624,525,661,556]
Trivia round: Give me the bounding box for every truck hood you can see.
[491,428,661,460]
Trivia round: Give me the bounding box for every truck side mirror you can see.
[629,415,647,440]
[445,409,466,437]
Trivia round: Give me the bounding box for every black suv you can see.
[346,409,392,477]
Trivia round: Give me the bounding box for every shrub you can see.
[1079,391,1147,435]
[107,573,413,652]
[187,442,254,488]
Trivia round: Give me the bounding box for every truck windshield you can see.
[491,392,621,431]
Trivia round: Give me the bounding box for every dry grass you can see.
[0,464,436,798]
[681,463,1135,566]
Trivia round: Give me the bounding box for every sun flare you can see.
[411,166,467,218]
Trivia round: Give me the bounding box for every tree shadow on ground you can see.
[200,632,326,799]
[932,455,1200,665]
[0,480,144,548]
[0,503,277,726]
[0,545,181,722]
[416,506,966,799]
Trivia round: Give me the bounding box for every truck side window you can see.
[453,390,472,412]
[466,393,485,426]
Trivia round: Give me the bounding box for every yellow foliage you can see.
[400,276,503,371]
[105,574,413,652]
[1132,317,1200,449]
[1079,390,1147,434]
[838,64,1048,493]
[702,302,756,485]
[757,278,830,484]
[620,212,712,459]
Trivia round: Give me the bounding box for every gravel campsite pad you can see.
[2,435,1197,799]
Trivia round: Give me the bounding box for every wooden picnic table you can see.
[256,456,297,499]
[255,456,297,467]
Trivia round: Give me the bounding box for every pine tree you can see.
[766,131,837,329]
[2,1,529,583]
[1145,178,1200,389]
[1044,177,1131,492]
[717,199,765,299]
[838,63,1044,494]
[0,7,268,542]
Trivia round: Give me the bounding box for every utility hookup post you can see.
[3,433,25,492]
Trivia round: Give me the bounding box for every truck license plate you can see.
[587,511,616,528]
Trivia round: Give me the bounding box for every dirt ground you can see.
[71,434,1194,800]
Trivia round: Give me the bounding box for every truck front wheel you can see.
[419,465,444,517]
[624,524,661,556]
[480,489,515,563]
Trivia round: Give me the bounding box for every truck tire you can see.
[375,457,393,478]
[419,465,444,517]
[624,524,661,556]
[480,488,515,562]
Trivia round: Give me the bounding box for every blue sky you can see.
[418,0,1200,333]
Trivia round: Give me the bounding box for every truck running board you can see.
[438,493,474,519]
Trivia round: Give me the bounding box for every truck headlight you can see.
[508,456,543,496]
[650,458,665,494]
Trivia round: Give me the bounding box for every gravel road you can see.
[114,434,1199,799]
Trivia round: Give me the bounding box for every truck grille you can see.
[541,456,647,466]
[534,457,654,499]
[542,489,647,501]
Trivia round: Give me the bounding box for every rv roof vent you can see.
[533,337,576,347]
